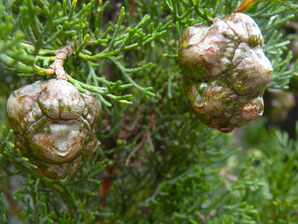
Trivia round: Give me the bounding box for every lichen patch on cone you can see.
[178,13,273,132]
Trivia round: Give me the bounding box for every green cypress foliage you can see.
[0,0,297,223]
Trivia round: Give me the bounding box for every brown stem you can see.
[125,112,156,167]
[234,0,256,13]
[48,43,74,80]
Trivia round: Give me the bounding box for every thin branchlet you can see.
[48,43,74,80]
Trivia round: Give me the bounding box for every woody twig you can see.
[48,43,74,80]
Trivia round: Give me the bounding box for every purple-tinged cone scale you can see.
[178,13,273,132]
[7,79,101,179]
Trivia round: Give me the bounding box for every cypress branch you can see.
[0,0,297,223]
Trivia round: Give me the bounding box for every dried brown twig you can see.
[125,112,156,167]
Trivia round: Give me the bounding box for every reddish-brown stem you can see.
[234,0,256,13]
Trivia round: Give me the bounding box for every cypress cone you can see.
[6,79,101,179]
[178,13,273,132]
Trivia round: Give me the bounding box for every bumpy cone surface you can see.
[178,13,273,132]
[7,79,101,179]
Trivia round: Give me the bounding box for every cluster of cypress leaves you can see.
[0,0,297,223]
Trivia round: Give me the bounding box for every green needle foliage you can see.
[0,0,297,223]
